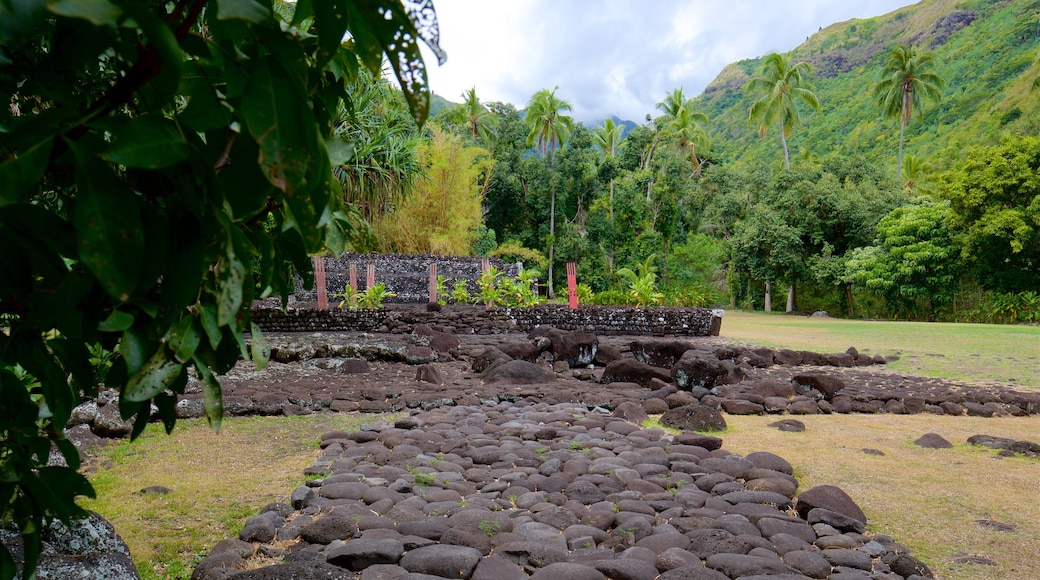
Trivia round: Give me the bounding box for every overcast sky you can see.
[419,0,916,124]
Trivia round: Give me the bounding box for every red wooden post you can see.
[349,264,358,308]
[314,256,328,309]
[367,263,375,291]
[428,263,438,304]
[566,262,578,309]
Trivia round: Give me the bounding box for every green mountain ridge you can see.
[695,0,1040,172]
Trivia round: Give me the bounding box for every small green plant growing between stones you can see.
[477,266,505,308]
[616,525,637,543]
[576,283,594,305]
[507,494,518,506]
[478,519,501,537]
[535,446,549,454]
[568,441,583,451]
[450,279,472,304]
[436,275,449,306]
[335,284,359,309]
[358,283,396,309]
[615,256,664,308]
[413,473,435,487]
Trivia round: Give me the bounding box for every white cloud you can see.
[420,0,916,124]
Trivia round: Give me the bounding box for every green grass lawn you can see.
[718,310,1040,388]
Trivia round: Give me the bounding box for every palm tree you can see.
[901,154,933,193]
[656,87,687,120]
[744,52,820,170]
[873,43,944,181]
[663,104,710,177]
[454,87,498,146]
[592,118,625,217]
[524,87,574,299]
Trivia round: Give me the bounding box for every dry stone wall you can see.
[251,304,722,337]
[295,253,520,304]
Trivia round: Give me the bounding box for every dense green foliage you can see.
[0,1,442,577]
[696,0,1040,170]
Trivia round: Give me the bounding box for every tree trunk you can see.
[786,280,797,313]
[779,128,790,170]
[896,114,907,182]
[608,177,614,219]
[844,282,854,318]
[764,282,772,312]
[662,237,670,287]
[547,184,556,300]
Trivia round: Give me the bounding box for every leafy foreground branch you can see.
[0,1,443,577]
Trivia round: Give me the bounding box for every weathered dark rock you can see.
[299,509,359,545]
[672,350,728,390]
[547,330,599,366]
[229,561,353,579]
[612,401,649,425]
[398,544,483,578]
[601,359,673,387]
[914,433,954,449]
[795,485,866,524]
[630,339,695,368]
[1,512,141,580]
[767,419,806,432]
[659,404,727,433]
[337,358,371,374]
[482,360,556,384]
[705,552,800,577]
[415,364,444,384]
[324,538,404,570]
[792,374,845,399]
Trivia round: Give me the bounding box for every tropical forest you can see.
[351,0,1039,323]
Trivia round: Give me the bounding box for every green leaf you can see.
[168,316,201,363]
[98,310,134,332]
[0,137,53,207]
[193,357,223,431]
[101,115,188,169]
[198,304,221,350]
[70,142,144,301]
[216,253,245,328]
[240,55,320,195]
[46,0,122,26]
[124,347,182,402]
[249,322,270,371]
[216,0,270,22]
[155,391,177,434]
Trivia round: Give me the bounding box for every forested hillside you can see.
[408,0,1040,323]
[696,0,1040,171]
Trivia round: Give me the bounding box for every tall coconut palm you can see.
[901,154,933,193]
[662,104,710,177]
[744,52,820,170]
[592,118,625,217]
[524,87,574,299]
[455,86,498,146]
[656,87,687,120]
[873,43,944,181]
[655,88,711,176]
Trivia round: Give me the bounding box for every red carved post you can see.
[429,263,438,305]
[314,256,328,309]
[367,263,375,291]
[566,262,578,309]
[349,264,358,308]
